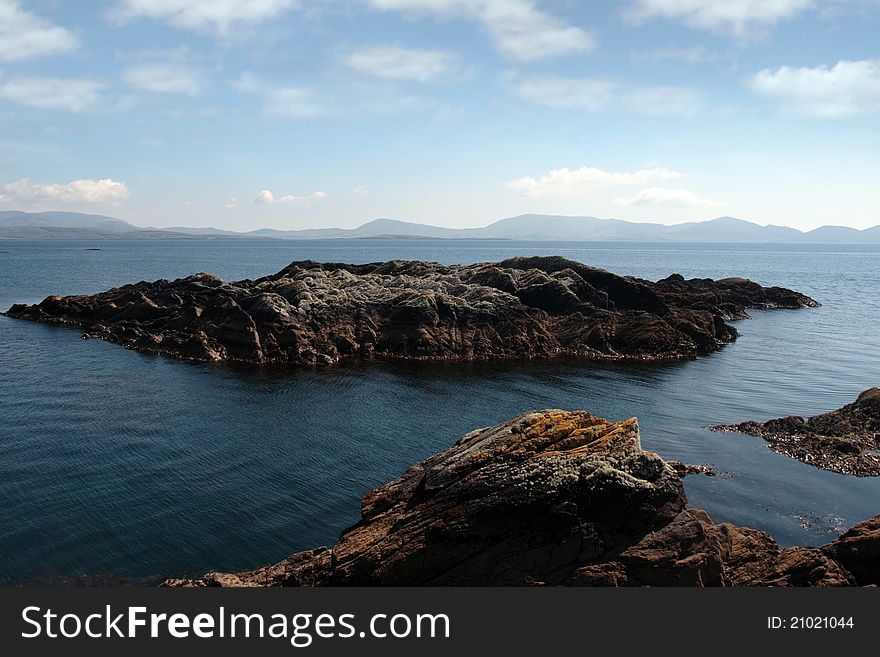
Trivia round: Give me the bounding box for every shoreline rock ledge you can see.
[5,257,818,365]
[164,410,879,587]
[711,388,880,477]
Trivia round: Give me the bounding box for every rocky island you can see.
[165,410,879,587]
[5,256,818,366]
[711,388,880,476]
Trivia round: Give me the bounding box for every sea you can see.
[1,239,878,584]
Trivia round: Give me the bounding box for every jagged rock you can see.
[163,409,876,587]
[613,509,732,586]
[710,388,880,476]
[822,515,880,585]
[4,256,818,366]
[730,548,856,587]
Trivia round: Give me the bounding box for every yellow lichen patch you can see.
[562,420,640,456]
[508,411,641,458]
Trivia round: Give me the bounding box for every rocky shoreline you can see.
[165,410,879,587]
[4,256,818,366]
[711,388,880,476]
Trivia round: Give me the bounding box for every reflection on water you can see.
[0,239,878,583]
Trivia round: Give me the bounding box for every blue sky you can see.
[1,0,879,231]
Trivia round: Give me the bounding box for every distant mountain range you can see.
[1,210,878,243]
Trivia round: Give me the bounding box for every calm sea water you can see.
[1,239,879,584]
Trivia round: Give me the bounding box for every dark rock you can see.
[710,388,880,476]
[654,274,820,320]
[4,257,819,366]
[163,409,874,587]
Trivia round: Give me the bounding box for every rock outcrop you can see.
[711,388,880,476]
[164,410,877,587]
[4,257,818,366]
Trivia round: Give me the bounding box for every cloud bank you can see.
[254,189,328,204]
[506,166,684,197]
[0,76,105,111]
[123,63,203,95]
[614,187,721,208]
[368,0,594,61]
[0,0,79,62]
[113,0,299,34]
[749,59,880,117]
[512,74,703,116]
[0,178,130,204]
[346,46,458,82]
[626,0,814,36]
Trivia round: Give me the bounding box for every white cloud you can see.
[123,63,203,95]
[232,72,437,118]
[254,189,327,204]
[0,178,130,205]
[749,59,880,117]
[260,87,321,117]
[353,186,369,194]
[626,0,814,36]
[113,0,299,34]
[614,187,722,208]
[232,73,321,118]
[0,0,78,62]
[0,76,105,111]
[513,75,617,111]
[368,0,594,61]
[225,197,238,209]
[511,74,703,115]
[506,166,684,197]
[346,46,457,82]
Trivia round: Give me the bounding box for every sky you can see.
[1,0,879,232]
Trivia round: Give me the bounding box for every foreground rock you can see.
[711,388,880,476]
[164,410,877,587]
[5,257,818,366]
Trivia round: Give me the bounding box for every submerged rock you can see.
[710,388,880,476]
[163,410,876,587]
[4,256,818,366]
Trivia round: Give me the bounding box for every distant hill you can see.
[0,210,135,238]
[0,211,254,240]
[0,210,132,229]
[802,226,864,242]
[1,210,878,243]
[661,217,804,242]
[464,214,668,240]
[245,218,463,240]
